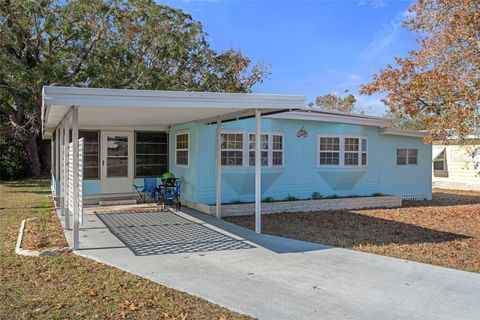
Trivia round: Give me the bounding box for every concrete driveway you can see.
[64,207,480,320]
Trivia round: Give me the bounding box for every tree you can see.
[360,0,480,142]
[385,109,427,130]
[0,0,268,176]
[313,90,357,112]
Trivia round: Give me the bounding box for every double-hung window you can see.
[249,134,269,166]
[319,137,340,165]
[221,133,244,166]
[272,134,284,166]
[397,148,418,165]
[361,138,367,166]
[344,138,359,166]
[318,136,367,167]
[175,131,189,167]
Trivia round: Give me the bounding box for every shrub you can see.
[371,192,384,197]
[311,191,323,200]
[263,196,274,203]
[285,194,298,201]
[330,194,339,199]
[0,135,28,180]
[229,200,243,204]
[34,216,49,248]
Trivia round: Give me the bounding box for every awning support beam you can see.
[215,117,222,219]
[255,109,262,234]
[72,106,80,250]
[63,114,70,230]
[59,123,65,217]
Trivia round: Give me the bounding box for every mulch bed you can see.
[226,188,480,273]
[22,217,69,251]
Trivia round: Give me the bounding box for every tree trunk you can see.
[24,134,42,177]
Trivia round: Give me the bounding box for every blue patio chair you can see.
[133,178,158,204]
[160,178,181,210]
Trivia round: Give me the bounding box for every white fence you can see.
[67,138,84,225]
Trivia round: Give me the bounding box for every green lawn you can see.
[0,180,251,319]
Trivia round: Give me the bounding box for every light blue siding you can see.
[168,123,201,202]
[170,118,432,205]
[74,118,432,203]
[83,180,101,195]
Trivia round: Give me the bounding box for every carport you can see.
[42,86,305,249]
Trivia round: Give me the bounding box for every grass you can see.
[226,188,480,273]
[0,180,251,319]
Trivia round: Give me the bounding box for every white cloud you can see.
[347,73,362,81]
[360,10,407,60]
[358,0,386,9]
[354,93,389,116]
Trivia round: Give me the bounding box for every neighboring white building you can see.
[432,135,480,191]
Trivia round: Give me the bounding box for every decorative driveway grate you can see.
[96,210,253,256]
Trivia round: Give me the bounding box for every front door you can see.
[101,132,134,193]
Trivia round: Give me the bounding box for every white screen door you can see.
[101,132,133,193]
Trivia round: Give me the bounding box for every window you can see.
[135,131,168,177]
[80,131,99,179]
[221,133,244,166]
[272,134,284,166]
[319,137,340,165]
[249,134,269,166]
[220,132,284,167]
[397,148,418,165]
[175,131,189,167]
[433,151,445,170]
[361,138,368,166]
[106,135,129,177]
[318,136,367,167]
[344,138,359,166]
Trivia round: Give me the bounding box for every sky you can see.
[160,0,418,115]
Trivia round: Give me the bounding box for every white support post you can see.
[216,118,222,219]
[64,115,71,230]
[255,109,262,234]
[72,107,79,250]
[55,128,60,188]
[59,125,64,214]
[50,139,54,178]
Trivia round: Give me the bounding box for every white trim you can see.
[175,130,190,168]
[380,127,426,138]
[42,86,306,138]
[267,110,392,128]
[317,135,368,168]
[79,125,169,131]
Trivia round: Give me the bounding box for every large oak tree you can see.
[0,0,268,176]
[360,0,479,142]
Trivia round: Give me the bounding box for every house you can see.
[42,86,431,249]
[432,134,480,191]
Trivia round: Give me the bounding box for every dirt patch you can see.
[22,216,69,250]
[226,189,480,273]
